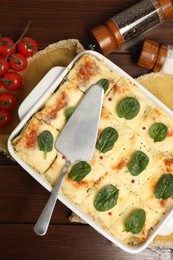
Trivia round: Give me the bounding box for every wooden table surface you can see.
[1,1,173,259]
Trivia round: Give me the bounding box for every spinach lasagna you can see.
[12,53,173,247]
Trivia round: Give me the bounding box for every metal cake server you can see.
[34,83,104,236]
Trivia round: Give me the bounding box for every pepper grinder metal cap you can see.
[138,39,160,70]
[158,0,173,19]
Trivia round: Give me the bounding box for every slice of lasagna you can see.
[35,81,83,131]
[13,116,58,174]
[108,198,160,246]
[103,76,155,130]
[65,53,122,94]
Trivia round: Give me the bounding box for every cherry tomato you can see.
[0,92,17,110]
[17,36,38,57]
[9,53,27,71]
[0,37,16,58]
[2,72,23,91]
[0,56,9,76]
[0,109,12,127]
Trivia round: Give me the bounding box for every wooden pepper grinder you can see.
[89,0,173,56]
[138,38,173,74]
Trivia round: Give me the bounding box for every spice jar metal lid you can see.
[158,0,173,19]
[90,20,124,56]
[138,39,160,70]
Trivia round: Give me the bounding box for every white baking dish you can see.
[8,50,173,254]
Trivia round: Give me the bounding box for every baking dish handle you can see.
[18,66,65,120]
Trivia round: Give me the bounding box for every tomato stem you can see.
[11,54,22,66]
[0,20,31,71]
[1,101,8,106]
[23,38,35,51]
[0,77,11,85]
[0,115,5,121]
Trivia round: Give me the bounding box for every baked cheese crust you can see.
[35,81,83,131]
[66,53,122,94]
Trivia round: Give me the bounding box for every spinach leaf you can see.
[149,123,168,143]
[117,97,140,120]
[96,78,110,93]
[124,209,146,234]
[65,106,76,121]
[94,184,119,212]
[96,127,118,153]
[154,174,173,199]
[69,161,91,182]
[38,130,54,160]
[128,151,149,176]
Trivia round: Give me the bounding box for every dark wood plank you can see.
[0,166,70,223]
[0,0,135,49]
[0,224,160,260]
[1,0,173,58]
[0,152,17,165]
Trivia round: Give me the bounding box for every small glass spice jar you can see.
[138,38,173,74]
[89,0,173,56]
